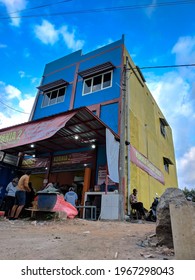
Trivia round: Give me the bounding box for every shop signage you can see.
[97,165,116,186]
[22,157,49,168]
[0,113,75,150]
[52,151,95,166]
[3,153,19,166]
[130,145,165,185]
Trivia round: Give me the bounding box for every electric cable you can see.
[0,100,30,114]
[1,63,195,114]
[0,0,195,20]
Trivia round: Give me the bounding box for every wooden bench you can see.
[26,205,96,220]
[25,208,63,219]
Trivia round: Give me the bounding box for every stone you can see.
[156,187,187,248]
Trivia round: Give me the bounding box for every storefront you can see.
[0,107,120,218]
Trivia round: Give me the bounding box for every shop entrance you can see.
[30,167,92,207]
[49,170,85,204]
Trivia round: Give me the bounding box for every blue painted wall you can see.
[100,103,119,133]
[32,37,124,130]
[95,145,107,184]
[43,50,82,75]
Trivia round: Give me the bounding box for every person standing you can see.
[9,171,31,220]
[4,177,18,218]
[129,188,146,219]
[64,187,78,207]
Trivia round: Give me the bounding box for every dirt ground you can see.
[0,216,174,260]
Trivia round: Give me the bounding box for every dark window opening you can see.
[83,79,92,94]
[160,118,169,138]
[163,157,173,173]
[103,72,111,88]
[92,75,102,92]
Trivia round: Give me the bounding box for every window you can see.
[42,87,66,107]
[83,71,112,95]
[163,157,173,173]
[160,118,169,138]
[160,121,166,137]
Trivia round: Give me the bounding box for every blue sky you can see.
[0,0,195,190]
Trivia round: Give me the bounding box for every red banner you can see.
[130,145,165,185]
[0,112,75,150]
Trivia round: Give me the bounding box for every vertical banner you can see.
[106,129,119,183]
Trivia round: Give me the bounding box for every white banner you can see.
[106,128,119,183]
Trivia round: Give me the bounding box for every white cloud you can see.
[18,71,40,85]
[145,35,195,190]
[172,36,195,64]
[34,20,59,45]
[0,111,29,128]
[18,70,31,79]
[177,147,195,189]
[147,71,195,190]
[34,20,85,51]
[19,71,25,78]
[5,84,21,100]
[60,26,85,51]
[0,81,34,128]
[19,95,34,114]
[147,72,194,119]
[0,0,27,27]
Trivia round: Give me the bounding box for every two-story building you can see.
[0,35,178,218]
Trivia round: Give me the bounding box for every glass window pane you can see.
[160,122,166,137]
[83,79,92,94]
[49,90,58,105]
[92,75,101,92]
[57,87,65,103]
[103,72,111,88]
[42,92,50,107]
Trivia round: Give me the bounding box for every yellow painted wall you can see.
[123,48,178,211]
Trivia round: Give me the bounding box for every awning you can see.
[78,62,115,78]
[0,107,119,156]
[37,79,69,92]
[160,117,169,126]
[163,157,173,165]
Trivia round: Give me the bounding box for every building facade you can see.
[0,35,178,215]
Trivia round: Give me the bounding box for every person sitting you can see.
[129,188,146,219]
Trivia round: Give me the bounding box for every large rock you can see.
[156,187,187,248]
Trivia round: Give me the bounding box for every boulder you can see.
[156,187,187,248]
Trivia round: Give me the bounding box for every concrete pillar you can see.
[169,202,195,259]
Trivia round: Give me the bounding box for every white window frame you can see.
[41,86,66,108]
[82,70,113,95]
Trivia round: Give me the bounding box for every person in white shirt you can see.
[64,187,78,207]
[4,177,18,217]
